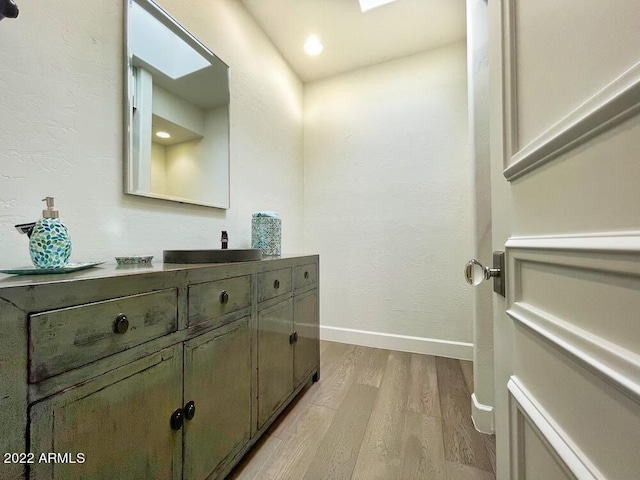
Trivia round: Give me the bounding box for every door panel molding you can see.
[508,376,603,479]
[500,0,640,181]
[505,62,640,180]
[505,234,640,403]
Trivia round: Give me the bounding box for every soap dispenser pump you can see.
[29,197,72,268]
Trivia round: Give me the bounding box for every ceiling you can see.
[240,0,466,82]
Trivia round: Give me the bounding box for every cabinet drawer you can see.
[294,263,318,290]
[258,267,292,302]
[188,275,252,327]
[29,289,178,383]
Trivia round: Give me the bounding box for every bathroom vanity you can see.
[0,255,319,480]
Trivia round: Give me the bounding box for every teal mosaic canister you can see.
[251,212,281,256]
[29,197,72,268]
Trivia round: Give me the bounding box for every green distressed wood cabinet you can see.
[0,255,319,480]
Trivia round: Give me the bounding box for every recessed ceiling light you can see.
[156,131,171,139]
[359,0,397,12]
[304,36,323,56]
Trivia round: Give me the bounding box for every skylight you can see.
[358,0,397,12]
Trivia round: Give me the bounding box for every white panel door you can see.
[489,1,640,479]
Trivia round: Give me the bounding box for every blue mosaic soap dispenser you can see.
[29,197,72,268]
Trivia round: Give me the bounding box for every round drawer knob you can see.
[304,271,309,280]
[113,314,129,334]
[220,290,229,304]
[273,279,280,289]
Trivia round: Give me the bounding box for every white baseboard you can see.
[319,325,473,361]
[471,392,495,434]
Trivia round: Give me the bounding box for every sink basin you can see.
[163,249,263,264]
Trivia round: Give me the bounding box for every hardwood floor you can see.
[228,341,496,480]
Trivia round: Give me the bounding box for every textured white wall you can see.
[304,43,474,352]
[0,0,303,265]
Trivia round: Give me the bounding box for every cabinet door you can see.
[293,289,319,386]
[29,345,183,480]
[183,318,251,480]
[257,298,294,428]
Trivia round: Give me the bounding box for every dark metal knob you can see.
[220,290,229,304]
[0,0,19,19]
[113,314,129,334]
[184,401,196,420]
[304,271,309,280]
[273,279,280,289]
[170,408,184,430]
[289,332,296,344]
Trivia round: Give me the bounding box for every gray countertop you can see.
[0,254,318,289]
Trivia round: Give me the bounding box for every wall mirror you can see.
[125,0,230,208]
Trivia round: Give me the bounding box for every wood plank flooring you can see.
[228,341,496,480]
